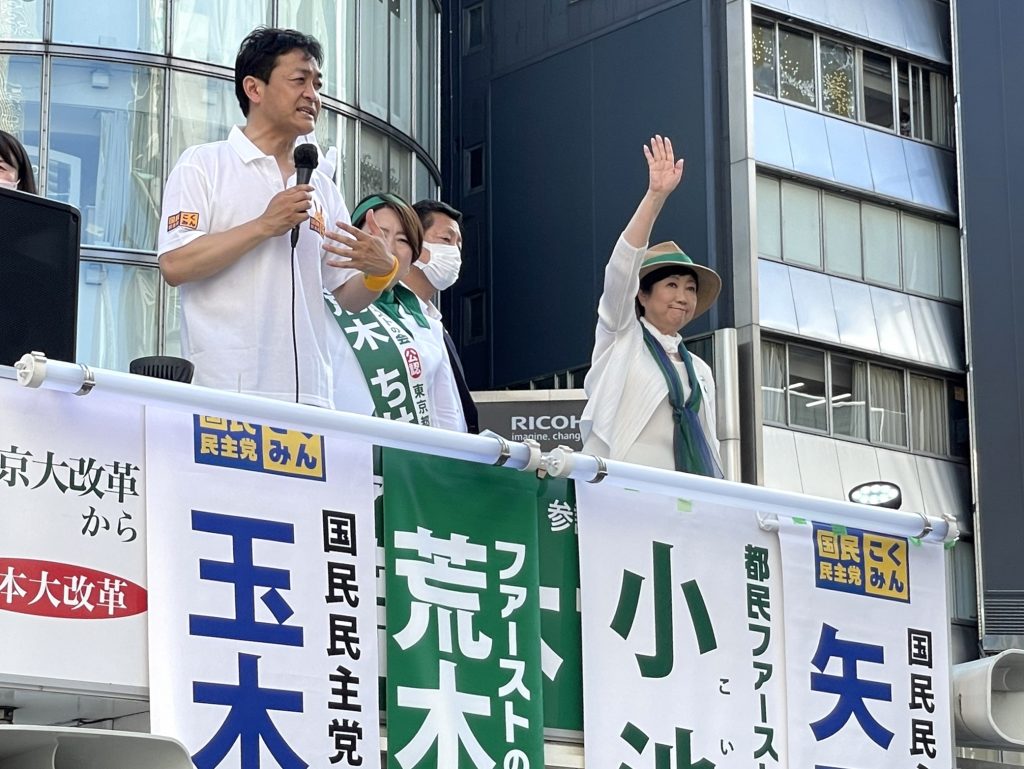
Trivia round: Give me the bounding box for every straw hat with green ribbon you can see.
[638,241,721,321]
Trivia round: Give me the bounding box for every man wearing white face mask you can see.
[407,200,479,433]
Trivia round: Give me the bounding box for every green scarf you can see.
[641,324,723,478]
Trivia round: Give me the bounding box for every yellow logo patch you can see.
[167,211,200,232]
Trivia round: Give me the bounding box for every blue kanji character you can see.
[809,623,894,748]
[193,653,305,769]
[189,510,303,646]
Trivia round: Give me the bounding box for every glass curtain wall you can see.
[0,0,441,371]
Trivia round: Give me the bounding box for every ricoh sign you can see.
[475,394,586,452]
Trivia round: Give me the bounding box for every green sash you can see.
[325,286,434,425]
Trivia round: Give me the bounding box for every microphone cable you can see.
[289,143,320,405]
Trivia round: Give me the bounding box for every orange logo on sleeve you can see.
[167,211,200,232]
[309,207,326,237]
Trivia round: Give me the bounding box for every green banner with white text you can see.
[383,448,545,769]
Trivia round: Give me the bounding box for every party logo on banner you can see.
[192,415,326,481]
[813,524,909,602]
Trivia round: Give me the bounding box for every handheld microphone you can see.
[291,143,319,248]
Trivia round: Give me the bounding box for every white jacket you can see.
[581,234,719,464]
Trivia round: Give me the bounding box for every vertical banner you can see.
[146,409,379,769]
[577,482,788,769]
[383,448,545,769]
[0,382,148,689]
[536,477,583,733]
[778,519,952,769]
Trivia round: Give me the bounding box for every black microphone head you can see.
[294,143,319,171]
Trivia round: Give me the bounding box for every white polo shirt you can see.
[158,126,354,407]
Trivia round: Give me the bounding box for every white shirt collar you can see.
[640,316,682,354]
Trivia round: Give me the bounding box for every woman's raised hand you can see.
[644,135,684,197]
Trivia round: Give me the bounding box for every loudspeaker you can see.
[0,187,81,366]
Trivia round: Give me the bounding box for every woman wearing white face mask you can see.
[0,131,38,194]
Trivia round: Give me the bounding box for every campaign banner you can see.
[0,380,148,689]
[778,519,952,769]
[576,482,788,769]
[146,408,379,769]
[536,477,583,733]
[383,448,545,769]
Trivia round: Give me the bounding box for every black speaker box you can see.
[0,187,81,366]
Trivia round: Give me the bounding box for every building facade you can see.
[444,0,979,685]
[0,0,442,371]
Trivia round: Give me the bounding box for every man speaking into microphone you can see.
[158,27,396,406]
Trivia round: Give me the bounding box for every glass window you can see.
[920,70,952,146]
[335,114,357,213]
[752,18,777,97]
[77,262,160,371]
[950,540,977,621]
[414,158,436,207]
[359,124,388,199]
[831,355,868,440]
[778,26,815,107]
[279,0,355,102]
[869,364,906,447]
[910,374,948,454]
[781,181,821,268]
[359,0,390,120]
[948,381,969,458]
[0,1,43,41]
[390,0,413,133]
[172,1,270,68]
[902,214,940,297]
[822,193,861,278]
[417,0,440,157]
[761,340,786,424]
[52,0,164,53]
[162,283,182,358]
[49,59,164,251]
[313,107,339,184]
[897,60,912,137]
[389,142,411,201]
[756,175,781,260]
[861,51,894,130]
[464,4,484,52]
[820,39,855,119]
[788,346,828,432]
[168,73,235,169]
[861,203,900,287]
[0,55,42,191]
[939,223,962,301]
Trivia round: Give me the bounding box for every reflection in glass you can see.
[50,59,164,251]
[831,355,868,439]
[761,340,786,424]
[417,0,440,156]
[862,204,900,288]
[360,125,387,199]
[788,346,827,432]
[0,1,42,41]
[77,262,159,371]
[869,364,906,446]
[898,61,912,136]
[823,194,861,278]
[391,0,412,133]
[168,72,235,167]
[414,158,436,206]
[360,0,390,120]
[861,51,894,129]
[172,0,270,68]
[53,0,164,53]
[910,375,948,455]
[336,114,357,212]
[279,0,355,102]
[902,214,939,297]
[0,55,43,187]
[756,175,781,259]
[778,27,815,107]
[820,39,855,119]
[948,381,969,458]
[389,142,411,201]
[752,18,777,97]
[162,283,182,358]
[781,181,821,269]
[939,223,962,302]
